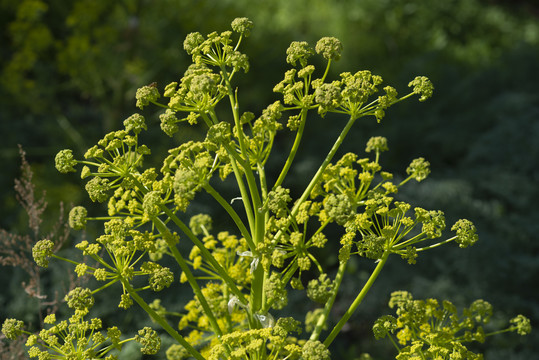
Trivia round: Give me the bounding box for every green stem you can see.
[320,59,332,83]
[273,108,308,189]
[483,327,514,337]
[309,260,348,342]
[151,216,224,339]
[161,206,248,305]
[221,65,247,158]
[415,236,455,252]
[120,279,205,360]
[291,114,357,217]
[224,145,256,235]
[203,183,254,249]
[323,251,390,347]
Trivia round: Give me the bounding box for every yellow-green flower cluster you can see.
[32,239,54,268]
[1,312,139,359]
[373,291,531,359]
[208,317,304,360]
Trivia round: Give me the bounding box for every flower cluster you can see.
[68,205,87,230]
[32,238,54,268]
[134,327,161,355]
[208,317,306,360]
[273,35,429,123]
[373,291,531,359]
[1,311,149,359]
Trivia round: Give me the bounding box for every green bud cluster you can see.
[68,205,87,229]
[374,291,532,359]
[134,327,161,355]
[136,84,160,109]
[54,149,77,173]
[307,274,334,304]
[32,239,54,267]
[1,318,24,340]
[1,310,158,359]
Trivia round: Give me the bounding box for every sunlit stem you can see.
[120,279,205,360]
[160,206,248,305]
[273,107,308,189]
[320,59,332,83]
[151,216,225,341]
[398,174,415,187]
[387,334,401,352]
[203,183,254,249]
[415,236,456,252]
[291,114,358,217]
[323,251,390,347]
[215,75,264,244]
[222,143,256,236]
[309,260,348,342]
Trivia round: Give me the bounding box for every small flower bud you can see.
[286,41,314,67]
[266,186,292,218]
[408,76,434,101]
[183,32,204,55]
[149,266,174,292]
[373,315,397,339]
[365,136,389,153]
[55,149,77,173]
[315,36,343,61]
[142,191,162,217]
[231,17,254,36]
[406,157,431,182]
[107,326,122,346]
[85,177,111,203]
[189,74,217,95]
[65,287,94,311]
[1,318,24,340]
[189,214,213,236]
[451,219,479,248]
[307,274,333,304]
[510,315,532,336]
[32,239,54,268]
[388,290,413,309]
[123,113,147,135]
[159,109,179,137]
[136,84,160,109]
[135,327,161,355]
[206,122,232,145]
[68,206,87,230]
[43,314,56,324]
[314,82,342,115]
[163,82,178,97]
[119,293,133,309]
[301,340,331,360]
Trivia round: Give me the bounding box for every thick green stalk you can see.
[161,206,248,305]
[151,216,224,339]
[220,66,267,316]
[202,110,256,236]
[225,146,256,236]
[216,76,264,245]
[120,279,205,360]
[203,183,254,249]
[323,251,390,347]
[221,65,247,157]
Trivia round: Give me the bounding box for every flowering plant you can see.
[2,18,530,359]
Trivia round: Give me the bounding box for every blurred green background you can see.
[1,0,538,358]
